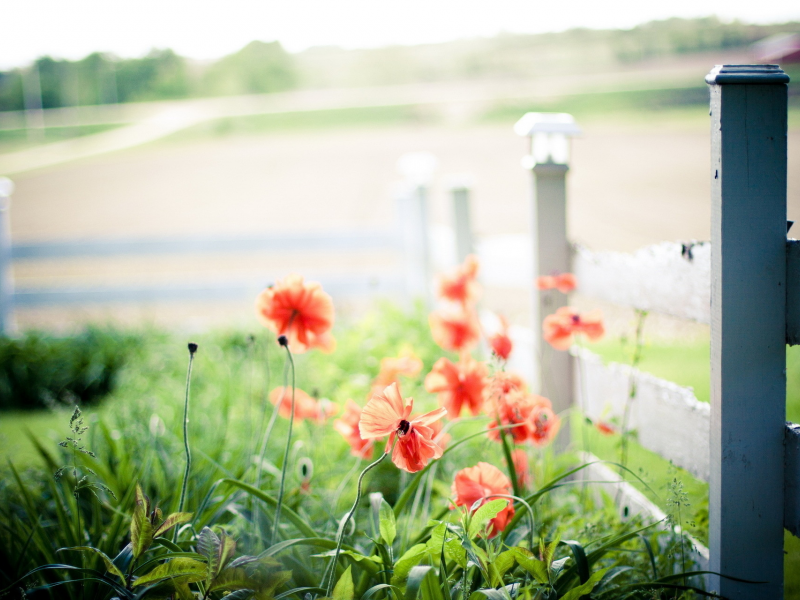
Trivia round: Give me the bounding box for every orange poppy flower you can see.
[487,389,552,444]
[536,272,577,294]
[429,419,451,450]
[424,355,488,417]
[511,448,531,489]
[334,400,373,458]
[255,274,336,354]
[528,405,561,447]
[372,351,423,391]
[452,462,515,537]
[359,382,447,473]
[483,371,528,418]
[488,315,513,361]
[542,307,604,351]
[595,421,616,436]
[429,309,481,353]
[270,386,337,423]
[439,254,480,305]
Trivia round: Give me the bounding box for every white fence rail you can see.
[573,347,711,482]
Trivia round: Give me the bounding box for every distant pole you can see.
[22,63,45,141]
[706,64,789,599]
[515,113,580,415]
[447,176,474,263]
[396,152,438,307]
[0,178,15,335]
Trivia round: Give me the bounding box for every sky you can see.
[2,0,800,69]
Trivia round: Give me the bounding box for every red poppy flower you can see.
[542,307,604,351]
[270,386,337,423]
[359,382,447,473]
[255,274,336,354]
[536,272,577,294]
[372,351,423,391]
[439,255,480,305]
[429,309,481,353]
[424,355,488,417]
[452,462,515,537]
[511,448,531,488]
[528,405,561,447]
[488,315,513,361]
[334,400,373,458]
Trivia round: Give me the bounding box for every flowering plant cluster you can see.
[3,264,709,600]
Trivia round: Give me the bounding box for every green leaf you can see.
[391,544,428,588]
[208,567,255,592]
[153,512,193,538]
[58,546,125,581]
[198,527,222,581]
[561,540,589,585]
[132,557,208,587]
[332,565,354,600]
[379,500,397,546]
[559,568,609,600]
[131,484,154,560]
[490,550,515,586]
[510,547,548,585]
[405,566,443,600]
[468,500,508,539]
[468,585,519,600]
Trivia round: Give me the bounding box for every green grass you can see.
[0,123,121,153]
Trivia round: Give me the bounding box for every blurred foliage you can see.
[2,17,799,113]
[0,328,138,411]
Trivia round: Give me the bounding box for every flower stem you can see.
[325,444,393,596]
[620,310,648,472]
[177,344,197,516]
[271,344,295,546]
[498,429,521,499]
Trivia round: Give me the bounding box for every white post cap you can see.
[513,112,581,137]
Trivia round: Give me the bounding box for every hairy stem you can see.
[271,344,296,546]
[325,444,393,596]
[176,345,197,539]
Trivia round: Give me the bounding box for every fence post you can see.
[447,176,474,263]
[0,177,14,334]
[515,113,580,415]
[395,152,438,307]
[706,64,789,599]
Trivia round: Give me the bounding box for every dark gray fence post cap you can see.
[705,64,790,85]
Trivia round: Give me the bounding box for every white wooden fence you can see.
[522,64,795,599]
[0,163,477,331]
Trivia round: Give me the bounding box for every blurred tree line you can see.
[1,17,798,112]
[0,41,295,111]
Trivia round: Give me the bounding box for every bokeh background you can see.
[1,5,798,333]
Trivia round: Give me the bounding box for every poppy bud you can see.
[188,342,198,354]
[278,335,289,347]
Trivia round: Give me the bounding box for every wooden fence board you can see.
[573,347,710,482]
[572,241,711,324]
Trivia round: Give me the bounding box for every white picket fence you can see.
[522,64,795,599]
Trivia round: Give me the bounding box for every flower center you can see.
[571,314,581,325]
[398,419,411,436]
